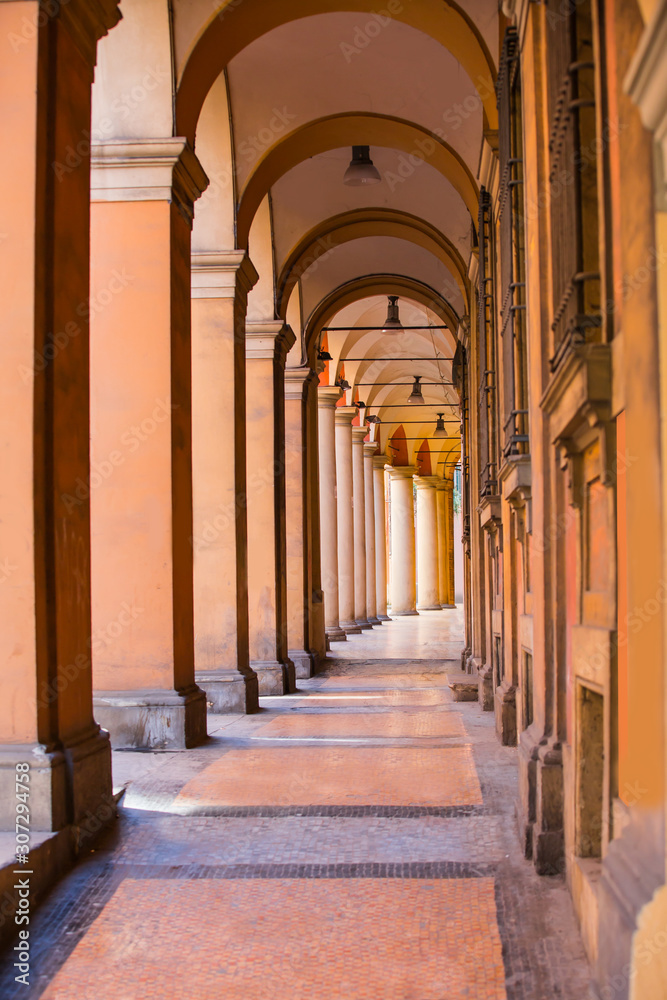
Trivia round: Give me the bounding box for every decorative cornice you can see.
[191,252,258,299]
[387,465,416,481]
[414,475,441,490]
[245,322,295,365]
[624,0,667,199]
[91,139,209,226]
[334,405,359,426]
[58,0,121,67]
[284,366,318,401]
[317,385,343,409]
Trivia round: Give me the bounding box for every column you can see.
[445,479,456,607]
[317,387,347,641]
[285,366,319,678]
[436,481,455,608]
[415,477,441,610]
[0,0,120,828]
[364,444,381,625]
[191,252,259,713]
[373,457,391,620]
[90,139,208,748]
[307,376,327,660]
[352,427,372,628]
[388,467,418,615]
[246,321,296,695]
[335,407,362,633]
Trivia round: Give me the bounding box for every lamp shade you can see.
[343,146,381,186]
[407,376,424,404]
[382,295,403,333]
[433,413,447,438]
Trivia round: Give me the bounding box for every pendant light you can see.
[407,376,423,404]
[317,349,332,361]
[337,377,351,391]
[382,295,403,333]
[343,146,381,186]
[433,413,447,438]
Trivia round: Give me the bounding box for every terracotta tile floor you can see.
[173,745,482,809]
[253,710,467,739]
[41,878,506,1000]
[0,610,593,1000]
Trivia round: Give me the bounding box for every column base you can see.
[593,808,665,1000]
[417,604,441,611]
[440,603,457,609]
[391,609,419,616]
[63,725,114,829]
[196,670,259,714]
[377,614,392,621]
[0,744,68,832]
[494,680,517,746]
[368,616,383,625]
[289,650,316,680]
[477,662,494,711]
[340,620,362,634]
[356,618,373,629]
[252,660,297,696]
[325,625,348,642]
[93,685,207,749]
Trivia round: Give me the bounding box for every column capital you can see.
[364,442,379,459]
[191,252,258,299]
[372,454,388,470]
[245,322,296,365]
[284,366,318,401]
[334,406,359,426]
[351,426,369,445]
[387,465,416,481]
[91,138,209,225]
[414,475,441,491]
[317,385,343,409]
[59,0,121,66]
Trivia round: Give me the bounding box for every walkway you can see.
[0,611,592,999]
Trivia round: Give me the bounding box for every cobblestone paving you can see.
[0,610,593,999]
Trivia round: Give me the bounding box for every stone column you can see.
[352,427,372,629]
[373,457,391,620]
[445,479,457,607]
[307,376,327,660]
[191,252,259,713]
[246,322,296,695]
[415,477,441,610]
[364,444,381,625]
[89,141,207,748]
[388,467,418,616]
[335,407,362,633]
[285,366,319,678]
[317,387,347,641]
[436,480,456,608]
[0,0,120,828]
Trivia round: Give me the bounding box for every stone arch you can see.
[175,0,497,142]
[277,209,469,317]
[237,113,479,248]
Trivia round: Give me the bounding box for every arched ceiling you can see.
[174,0,498,141]
[317,295,461,466]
